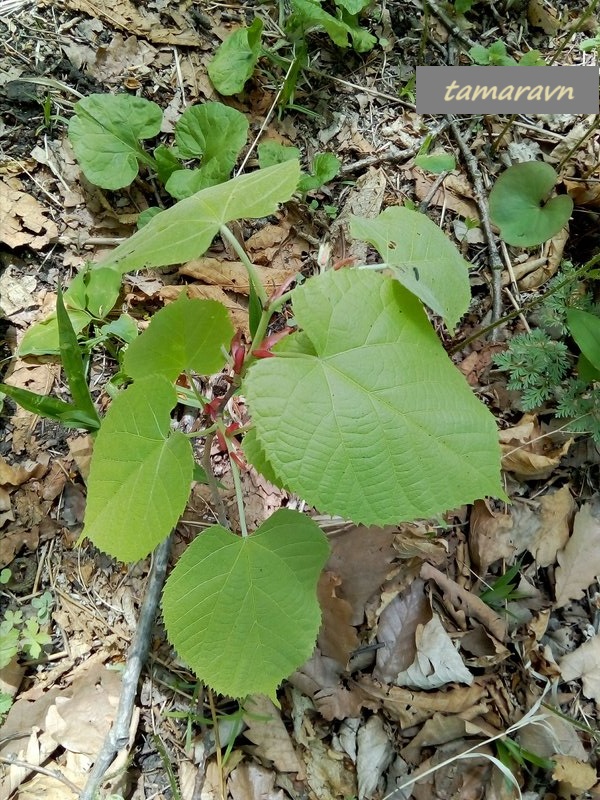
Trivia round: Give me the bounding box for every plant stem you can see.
[219,224,268,306]
[449,251,600,355]
[202,433,229,528]
[230,455,248,538]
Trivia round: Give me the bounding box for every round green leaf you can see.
[414,150,456,174]
[81,376,193,562]
[489,162,573,247]
[350,206,471,330]
[162,509,329,698]
[207,18,263,96]
[69,94,162,190]
[244,269,503,525]
[124,294,234,381]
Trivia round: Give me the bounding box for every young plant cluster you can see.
[0,90,515,698]
[494,263,600,441]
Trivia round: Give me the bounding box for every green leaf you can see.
[414,150,456,174]
[567,308,600,372]
[248,274,263,339]
[0,625,19,669]
[208,18,264,96]
[350,206,471,330]
[68,94,162,190]
[175,102,248,161]
[289,0,356,48]
[166,103,248,199]
[489,162,574,247]
[98,314,139,344]
[577,353,600,383]
[454,0,476,12]
[298,152,341,193]
[138,207,163,228]
[94,160,301,275]
[18,309,93,357]
[242,427,286,488]
[518,49,545,65]
[56,286,100,428]
[0,383,100,430]
[154,144,181,185]
[257,142,301,170]
[80,376,194,561]
[124,294,234,381]
[244,269,503,526]
[162,508,329,698]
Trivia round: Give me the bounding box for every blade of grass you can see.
[0,383,99,430]
[56,285,100,429]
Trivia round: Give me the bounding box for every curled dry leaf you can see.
[243,695,305,778]
[469,499,515,574]
[500,413,572,480]
[317,571,360,667]
[554,501,600,608]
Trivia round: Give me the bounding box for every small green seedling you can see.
[579,35,600,53]
[489,162,573,247]
[480,560,527,610]
[469,42,545,66]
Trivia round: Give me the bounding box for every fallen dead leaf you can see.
[329,168,386,263]
[421,562,507,642]
[0,178,58,250]
[373,579,431,683]
[356,715,394,800]
[500,413,572,479]
[395,613,474,689]
[528,0,561,34]
[0,266,37,317]
[243,695,305,778]
[228,761,286,800]
[317,571,360,667]
[159,284,249,335]
[559,634,600,701]
[552,754,597,797]
[469,499,515,574]
[179,257,297,297]
[554,500,600,608]
[48,0,203,45]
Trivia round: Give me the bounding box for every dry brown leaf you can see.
[48,0,203,45]
[560,634,600,701]
[402,713,473,765]
[500,413,572,479]
[552,755,597,797]
[565,178,600,208]
[554,501,600,608]
[0,178,58,250]
[356,676,490,728]
[421,562,507,642]
[179,257,296,297]
[412,171,479,220]
[0,456,43,487]
[243,695,305,778]
[325,526,398,625]
[0,266,37,317]
[469,500,515,574]
[373,579,430,683]
[395,613,474,689]
[317,571,360,666]
[228,762,286,800]
[528,0,561,34]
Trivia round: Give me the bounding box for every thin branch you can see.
[80,535,173,800]
[0,755,81,796]
[448,116,504,330]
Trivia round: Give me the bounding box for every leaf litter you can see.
[2,0,600,798]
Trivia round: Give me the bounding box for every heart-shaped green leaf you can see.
[489,162,573,247]
[69,94,162,190]
[208,17,264,95]
[350,206,471,330]
[244,269,503,525]
[124,294,234,381]
[162,508,329,698]
[80,376,194,561]
[96,160,301,275]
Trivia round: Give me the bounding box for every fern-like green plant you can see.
[494,264,600,442]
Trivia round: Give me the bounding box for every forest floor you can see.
[1,1,600,799]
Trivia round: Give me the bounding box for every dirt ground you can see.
[1,1,600,799]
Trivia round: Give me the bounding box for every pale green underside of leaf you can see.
[162,509,329,698]
[244,269,504,525]
[566,308,600,372]
[81,376,193,562]
[95,160,301,275]
[124,295,234,381]
[350,206,471,331]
